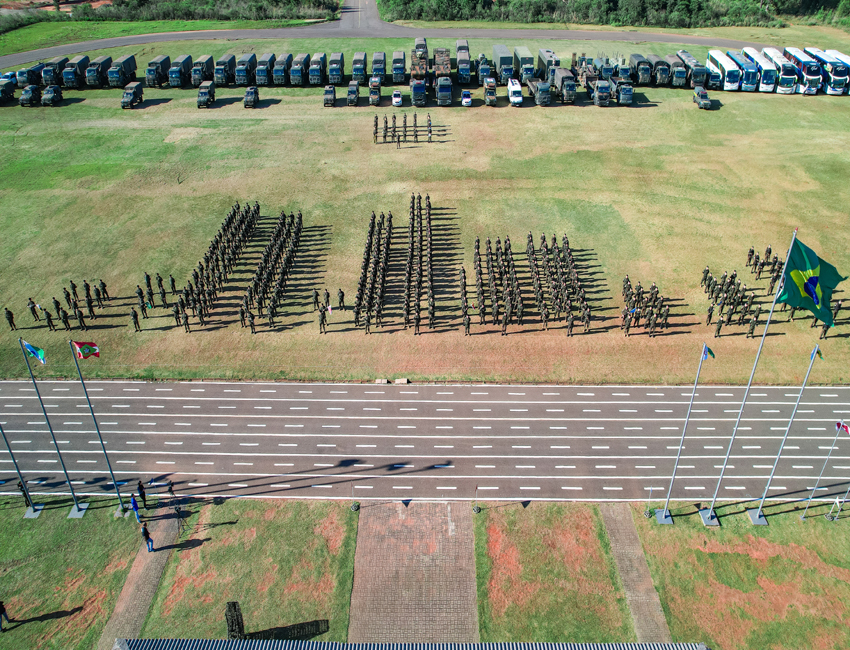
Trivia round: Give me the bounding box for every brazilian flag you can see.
[778,238,845,327]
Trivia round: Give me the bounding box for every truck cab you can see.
[392,51,406,83]
[108,54,137,88]
[86,56,112,88]
[214,54,237,86]
[328,52,344,85]
[273,53,293,85]
[63,55,90,90]
[323,85,336,107]
[235,53,257,86]
[19,84,41,107]
[243,86,259,108]
[41,85,63,106]
[255,53,276,86]
[507,78,523,106]
[197,80,215,107]
[435,76,452,105]
[145,55,170,88]
[347,80,359,106]
[368,76,381,106]
[477,58,491,86]
[410,79,426,106]
[593,79,611,106]
[168,54,192,88]
[191,55,214,87]
[121,81,143,108]
[612,77,633,105]
[309,52,327,85]
[0,78,15,103]
[42,57,69,87]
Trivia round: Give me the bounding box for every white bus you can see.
[784,47,821,95]
[706,50,740,91]
[826,49,850,93]
[805,47,848,95]
[742,47,776,92]
[762,48,798,94]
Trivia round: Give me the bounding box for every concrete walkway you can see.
[348,501,479,643]
[96,499,180,650]
[600,503,672,644]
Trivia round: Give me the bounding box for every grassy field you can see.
[0,34,848,385]
[0,495,140,650]
[473,501,634,642]
[141,498,357,641]
[634,501,850,650]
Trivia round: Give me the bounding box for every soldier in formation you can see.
[354,208,394,334]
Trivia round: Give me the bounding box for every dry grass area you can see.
[0,36,848,385]
[473,501,634,641]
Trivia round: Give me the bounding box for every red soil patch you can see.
[103,556,129,574]
[219,526,257,548]
[58,568,86,595]
[485,519,537,618]
[314,506,345,555]
[257,563,278,594]
[162,569,218,616]
[263,506,278,521]
[283,570,334,609]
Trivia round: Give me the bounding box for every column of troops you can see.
[529,233,592,334]
[375,113,432,146]
[353,210,393,334]
[240,211,303,333]
[621,277,670,337]
[6,279,112,334]
[401,193,434,334]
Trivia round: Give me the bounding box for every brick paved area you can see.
[348,501,479,643]
[600,503,672,643]
[96,499,180,650]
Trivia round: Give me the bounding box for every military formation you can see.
[620,278,670,338]
[402,193,435,334]
[374,113,434,147]
[241,210,303,333]
[352,210,393,333]
[4,279,111,335]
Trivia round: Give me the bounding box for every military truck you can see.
[368,76,381,105]
[168,54,192,88]
[190,55,213,87]
[435,75,452,105]
[323,84,336,106]
[145,55,170,88]
[84,56,111,88]
[483,77,497,105]
[477,55,491,86]
[586,77,611,106]
[289,54,310,86]
[214,54,236,86]
[593,57,615,80]
[309,53,327,85]
[347,80,359,105]
[197,80,215,107]
[615,59,631,81]
[41,84,62,106]
[0,78,16,103]
[629,54,652,85]
[121,81,143,108]
[108,54,137,88]
[273,54,293,85]
[17,62,45,89]
[537,48,560,83]
[457,51,472,84]
[255,53,277,85]
[42,57,68,86]
[492,45,513,85]
[19,84,41,106]
[665,54,687,87]
[514,46,535,82]
[434,47,451,79]
[676,50,707,88]
[328,53,344,84]
[410,78,426,106]
[414,37,428,63]
[646,55,670,85]
[526,78,551,105]
[352,52,368,84]
[63,56,89,89]
[243,86,259,108]
[456,39,469,57]
[235,53,257,86]
[611,76,633,105]
[409,50,428,88]
[551,68,575,103]
[392,51,406,83]
[371,52,386,83]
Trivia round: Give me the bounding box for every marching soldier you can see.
[414,310,420,335]
[247,310,256,334]
[566,312,574,337]
[820,321,830,339]
[138,296,148,319]
[661,305,670,329]
[624,313,631,337]
[70,280,79,302]
[99,279,110,301]
[746,246,754,268]
[94,286,104,309]
[170,274,177,296]
[833,300,843,322]
[130,308,141,332]
[59,308,71,331]
[319,305,327,334]
[323,289,330,309]
[541,305,549,330]
[501,309,508,335]
[86,296,96,320]
[648,312,657,338]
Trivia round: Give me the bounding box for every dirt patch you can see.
[314,506,345,555]
[162,569,218,617]
[164,128,204,144]
[283,570,334,610]
[219,526,257,548]
[485,518,537,619]
[257,563,278,594]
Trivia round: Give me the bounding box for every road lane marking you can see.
[603,487,623,490]
[164,442,183,445]
[596,465,617,469]
[516,465,536,468]
[434,445,454,448]
[156,461,175,465]
[202,442,220,446]
[392,486,412,489]
[188,482,208,486]
[228,483,248,487]
[636,465,656,469]
[357,444,376,448]
[240,443,259,447]
[395,445,414,448]
[195,462,214,465]
[629,446,647,449]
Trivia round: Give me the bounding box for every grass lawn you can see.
[0,35,848,385]
[0,495,140,650]
[473,502,634,642]
[634,501,850,650]
[141,498,357,641]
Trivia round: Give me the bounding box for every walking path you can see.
[348,501,479,643]
[600,503,672,643]
[96,499,180,650]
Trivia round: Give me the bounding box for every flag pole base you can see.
[654,508,673,525]
[68,503,89,519]
[24,504,44,519]
[699,507,720,527]
[747,508,769,526]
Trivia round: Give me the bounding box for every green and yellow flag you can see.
[778,238,845,327]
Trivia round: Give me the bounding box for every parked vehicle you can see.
[483,77,497,105]
[593,57,615,80]
[435,75,452,105]
[191,55,214,87]
[41,84,63,106]
[410,79,426,106]
[0,78,16,103]
[493,45,513,85]
[371,52,386,83]
[706,50,740,91]
[665,54,687,87]
[629,54,652,85]
[328,52,345,84]
[805,47,848,95]
[243,86,259,108]
[646,55,670,85]
[526,78,550,105]
[726,50,758,91]
[537,48,560,83]
[63,55,90,89]
[17,62,45,89]
[347,80,360,105]
[289,54,310,86]
[352,52,368,84]
[676,50,707,88]
[108,54,137,88]
[457,40,471,84]
[742,47,777,92]
[323,84,336,107]
[392,89,403,106]
[784,47,823,94]
[461,89,472,106]
[762,48,797,94]
[552,67,577,103]
[368,76,381,106]
[145,55,170,88]
[19,84,41,106]
[392,51,406,83]
[477,55,491,86]
[214,54,236,86]
[507,78,523,106]
[514,46,535,82]
[168,54,192,88]
[611,77,633,105]
[273,54,293,85]
[197,80,215,107]
[586,77,611,106]
[42,57,69,87]
[121,81,143,108]
[309,53,327,85]
[255,53,277,86]
[235,53,258,86]
[693,86,711,108]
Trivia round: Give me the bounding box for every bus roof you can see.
[741,47,776,71]
[707,50,739,71]
[726,50,757,72]
[762,48,795,72]
[784,47,816,64]
[825,50,850,67]
[804,47,840,65]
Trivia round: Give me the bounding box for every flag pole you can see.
[700,229,798,527]
[656,342,707,525]
[802,418,844,520]
[69,341,124,512]
[748,344,818,525]
[19,338,82,514]
[0,421,36,511]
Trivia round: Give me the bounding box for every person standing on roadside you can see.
[137,481,147,510]
[141,522,154,552]
[0,600,12,632]
[131,494,141,523]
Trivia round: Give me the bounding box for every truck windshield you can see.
[675,69,686,78]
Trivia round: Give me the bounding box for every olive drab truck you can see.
[392,51,406,83]
[108,54,137,88]
[369,76,381,105]
[514,46,535,82]
[17,63,44,89]
[593,57,615,80]
[121,81,143,108]
[0,78,16,103]
[434,47,451,79]
[587,77,611,105]
[86,56,112,88]
[41,85,62,106]
[477,55,491,86]
[145,55,170,88]
[309,53,327,85]
[19,84,40,106]
[255,53,277,85]
[456,40,471,84]
[410,79,426,106]
[526,78,551,105]
[243,86,259,108]
[665,54,687,87]
[676,50,708,88]
[552,67,577,103]
[215,54,237,86]
[347,80,359,105]
[235,53,257,86]
[629,54,652,85]
[410,48,428,106]
[646,54,670,85]
[42,57,68,86]
[328,52,344,84]
[435,76,452,105]
[414,37,428,63]
[537,48,560,84]
[352,52,368,84]
[63,55,90,89]
[289,54,310,86]
[273,54,293,85]
[323,84,336,106]
[611,76,633,104]
[197,80,215,107]
[191,55,214,87]
[168,54,192,88]
[484,77,497,105]
[492,45,513,85]
[371,52,386,83]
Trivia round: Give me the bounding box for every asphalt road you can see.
[0,0,764,69]
[1,379,848,505]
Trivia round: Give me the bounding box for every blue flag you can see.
[22,340,46,365]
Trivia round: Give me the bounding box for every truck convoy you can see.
[493,45,513,85]
[352,52,368,84]
[371,52,386,83]
[191,55,214,87]
[63,56,89,89]
[273,54,293,85]
[646,55,670,85]
[108,54,137,88]
[309,53,327,85]
[289,54,310,86]
[665,54,687,86]
[214,54,236,86]
[676,50,707,88]
[392,51,406,83]
[197,80,215,107]
[369,76,381,105]
[168,54,192,88]
[236,53,258,86]
[255,53,277,86]
[552,67,577,103]
[86,56,112,88]
[145,55,170,88]
[121,81,143,108]
[525,78,551,105]
[328,53,345,84]
[514,46,535,82]
[42,57,68,86]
